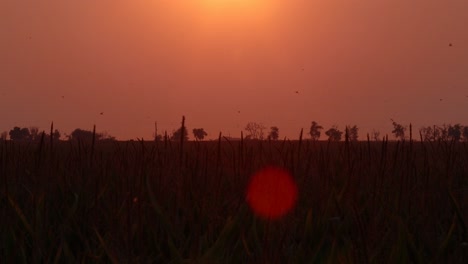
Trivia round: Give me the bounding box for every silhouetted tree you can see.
[309,121,323,141]
[69,128,115,142]
[372,129,380,141]
[391,119,406,140]
[9,127,30,141]
[70,128,97,141]
[448,124,462,141]
[347,125,359,141]
[420,126,436,141]
[29,127,40,142]
[462,126,468,142]
[420,124,460,141]
[245,122,266,140]
[193,128,208,141]
[325,126,342,141]
[171,127,189,141]
[435,124,449,141]
[52,129,61,141]
[1,131,7,140]
[268,126,279,140]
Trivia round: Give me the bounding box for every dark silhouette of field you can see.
[1,137,467,262]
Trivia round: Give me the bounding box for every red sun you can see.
[246,166,298,219]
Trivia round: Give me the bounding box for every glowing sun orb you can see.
[198,0,271,17]
[246,166,298,220]
[201,0,261,9]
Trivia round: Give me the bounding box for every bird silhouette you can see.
[295,91,299,94]
[100,112,104,115]
[449,43,453,47]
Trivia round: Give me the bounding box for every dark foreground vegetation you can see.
[1,136,467,263]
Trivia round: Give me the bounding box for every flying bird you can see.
[100,112,104,115]
[295,91,299,94]
[449,43,453,47]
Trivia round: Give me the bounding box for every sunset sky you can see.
[1,0,467,140]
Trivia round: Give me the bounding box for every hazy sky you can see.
[1,0,467,140]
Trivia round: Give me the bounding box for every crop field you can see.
[1,136,468,263]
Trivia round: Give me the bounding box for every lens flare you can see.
[246,166,298,219]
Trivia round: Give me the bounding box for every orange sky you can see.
[1,0,467,140]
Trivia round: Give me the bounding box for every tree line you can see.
[3,119,468,142]
[2,126,115,142]
[241,120,468,142]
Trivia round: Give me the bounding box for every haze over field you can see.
[1,0,467,140]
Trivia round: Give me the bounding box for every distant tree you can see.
[9,127,30,141]
[69,128,114,141]
[391,119,406,140]
[245,122,266,140]
[448,124,462,141]
[421,125,449,141]
[268,126,279,140]
[171,127,189,141]
[420,126,434,141]
[52,129,61,141]
[372,129,380,141]
[193,128,208,141]
[29,127,40,142]
[1,131,7,140]
[309,121,323,141]
[436,124,449,141]
[462,126,468,142]
[346,125,359,141]
[70,128,97,141]
[325,126,342,141]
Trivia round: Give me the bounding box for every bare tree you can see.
[420,126,434,141]
[391,119,406,140]
[309,121,323,141]
[346,125,359,141]
[245,122,266,140]
[372,129,380,141]
[437,124,449,141]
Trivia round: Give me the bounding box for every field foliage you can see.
[1,136,467,263]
